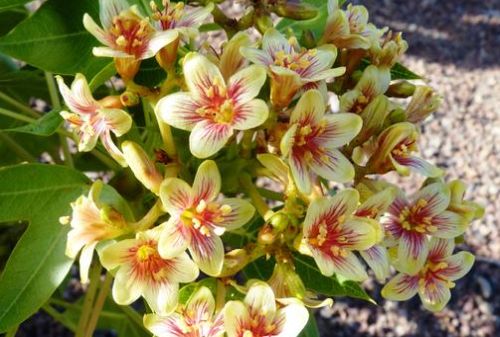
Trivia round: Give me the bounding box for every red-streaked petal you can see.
[98,0,129,29]
[232,99,269,130]
[244,281,277,318]
[262,27,293,56]
[290,90,325,125]
[309,148,355,183]
[397,231,429,275]
[192,160,221,203]
[299,44,337,79]
[394,155,443,177]
[224,301,250,337]
[98,108,132,136]
[186,286,216,322]
[418,279,451,312]
[189,232,224,276]
[413,183,450,217]
[158,218,191,259]
[143,313,186,337]
[440,251,475,281]
[189,120,233,158]
[183,53,226,104]
[228,64,267,104]
[317,113,362,148]
[219,198,255,230]
[177,3,214,28]
[381,273,419,301]
[141,30,179,60]
[112,265,143,305]
[56,74,99,115]
[427,237,454,261]
[168,252,200,283]
[360,245,390,282]
[83,13,111,46]
[356,188,397,219]
[339,217,380,251]
[100,131,127,167]
[159,178,194,214]
[158,92,203,131]
[289,151,312,194]
[432,211,467,239]
[239,47,273,66]
[329,251,369,281]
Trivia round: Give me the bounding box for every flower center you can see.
[351,94,369,114]
[128,240,173,283]
[136,244,157,261]
[419,261,455,290]
[180,200,232,236]
[308,217,349,257]
[392,139,417,158]
[398,199,437,233]
[151,0,184,30]
[273,49,316,72]
[109,13,152,58]
[196,80,235,124]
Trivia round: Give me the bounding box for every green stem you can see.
[91,148,122,170]
[240,173,273,221]
[42,304,77,332]
[75,262,101,337]
[0,92,40,118]
[84,273,113,337]
[5,324,19,337]
[0,132,37,162]
[0,107,36,123]
[257,188,283,201]
[119,304,150,334]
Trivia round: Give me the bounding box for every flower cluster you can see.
[58,0,484,335]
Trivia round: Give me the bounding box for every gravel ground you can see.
[318,1,500,336]
[13,0,500,336]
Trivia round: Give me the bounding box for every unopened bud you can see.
[354,95,390,145]
[98,95,124,109]
[270,213,289,232]
[114,57,141,82]
[121,141,163,195]
[120,91,140,106]
[387,107,407,124]
[406,86,441,123]
[273,0,318,20]
[300,29,316,49]
[386,81,416,98]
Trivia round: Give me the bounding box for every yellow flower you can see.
[100,227,199,315]
[224,281,309,337]
[157,53,268,158]
[63,181,129,283]
[382,238,474,312]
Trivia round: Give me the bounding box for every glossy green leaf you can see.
[294,254,374,302]
[134,58,166,87]
[0,164,89,332]
[0,7,27,36]
[5,110,62,136]
[390,62,422,80]
[0,69,50,102]
[0,0,111,78]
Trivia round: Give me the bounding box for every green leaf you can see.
[0,0,30,11]
[0,164,90,332]
[0,69,50,102]
[0,0,111,78]
[299,313,320,337]
[390,62,422,80]
[134,58,166,87]
[5,110,63,136]
[294,254,374,302]
[0,7,27,36]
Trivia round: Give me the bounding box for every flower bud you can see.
[255,12,273,35]
[268,261,306,299]
[386,80,416,98]
[301,29,316,49]
[406,85,441,123]
[354,95,390,145]
[270,212,289,232]
[120,91,140,107]
[98,95,124,109]
[273,0,318,20]
[121,141,163,195]
[114,57,141,82]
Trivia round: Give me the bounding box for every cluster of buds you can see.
[58,0,484,335]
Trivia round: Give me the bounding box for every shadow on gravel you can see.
[352,0,500,69]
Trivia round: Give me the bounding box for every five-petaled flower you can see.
[158,52,269,158]
[158,160,255,276]
[382,183,467,275]
[100,227,199,315]
[144,286,225,337]
[56,73,132,166]
[241,28,345,109]
[367,122,442,177]
[302,189,382,281]
[280,90,362,194]
[62,180,129,284]
[382,237,474,312]
[224,281,309,337]
[83,0,178,60]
